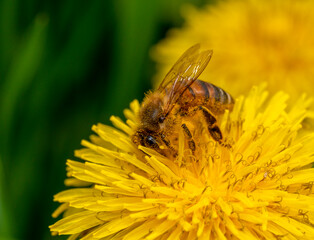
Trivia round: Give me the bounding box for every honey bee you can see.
[132,44,234,155]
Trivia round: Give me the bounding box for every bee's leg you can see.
[199,107,223,143]
[181,123,196,152]
[182,105,221,142]
[183,106,228,147]
[161,133,177,156]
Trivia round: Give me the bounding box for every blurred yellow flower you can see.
[152,0,314,101]
[50,85,314,239]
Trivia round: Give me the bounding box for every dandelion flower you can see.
[50,85,314,239]
[152,0,314,101]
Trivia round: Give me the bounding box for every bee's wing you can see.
[158,44,213,117]
[158,44,201,91]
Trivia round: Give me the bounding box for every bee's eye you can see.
[158,116,165,123]
[145,135,158,148]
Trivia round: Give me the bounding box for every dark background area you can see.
[0,0,209,239]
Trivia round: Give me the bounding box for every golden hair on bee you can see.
[139,91,164,132]
[132,44,234,156]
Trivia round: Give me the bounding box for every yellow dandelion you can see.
[50,84,314,239]
[152,0,314,101]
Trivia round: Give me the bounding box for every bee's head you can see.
[132,129,178,159]
[132,129,160,150]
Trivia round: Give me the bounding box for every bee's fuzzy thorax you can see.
[139,91,164,131]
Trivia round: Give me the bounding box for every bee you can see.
[132,44,234,155]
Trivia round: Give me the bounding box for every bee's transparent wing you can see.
[158,44,213,117]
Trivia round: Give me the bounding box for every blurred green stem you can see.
[104,0,160,116]
[0,14,48,239]
[0,157,12,237]
[0,0,18,74]
[1,14,48,144]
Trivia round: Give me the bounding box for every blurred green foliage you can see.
[0,0,207,239]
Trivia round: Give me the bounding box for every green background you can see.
[0,0,208,239]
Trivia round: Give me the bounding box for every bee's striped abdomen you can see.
[183,79,234,114]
